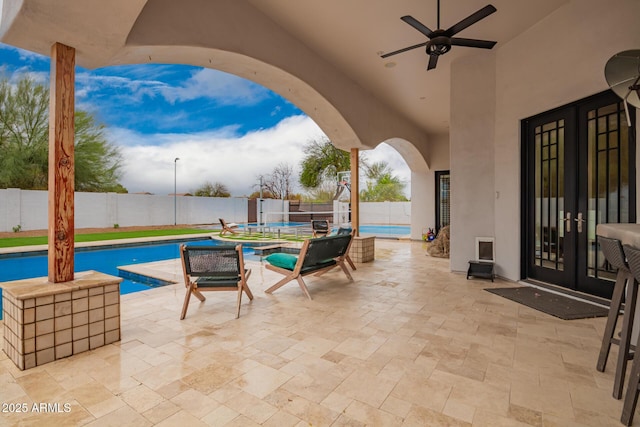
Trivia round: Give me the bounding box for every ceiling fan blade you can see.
[427,54,439,70]
[380,41,428,58]
[401,15,434,38]
[451,38,497,49]
[445,4,497,37]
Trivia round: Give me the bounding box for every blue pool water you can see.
[0,239,258,320]
[358,224,410,237]
[239,222,410,238]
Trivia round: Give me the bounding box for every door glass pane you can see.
[535,135,541,265]
[534,119,563,271]
[588,101,628,280]
[437,172,450,231]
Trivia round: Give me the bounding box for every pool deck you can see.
[0,238,630,426]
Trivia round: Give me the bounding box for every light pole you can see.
[174,157,179,225]
[259,176,263,226]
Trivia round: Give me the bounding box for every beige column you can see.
[48,42,75,283]
[350,148,359,236]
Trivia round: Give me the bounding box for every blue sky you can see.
[0,43,410,197]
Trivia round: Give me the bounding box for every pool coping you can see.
[0,233,224,257]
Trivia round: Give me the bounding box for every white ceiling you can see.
[0,0,571,137]
[249,0,569,135]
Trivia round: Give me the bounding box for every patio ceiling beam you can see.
[48,42,75,283]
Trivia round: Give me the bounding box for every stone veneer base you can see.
[1,271,122,370]
[350,236,375,263]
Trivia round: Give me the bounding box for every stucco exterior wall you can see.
[492,0,640,280]
[410,133,450,240]
[449,53,496,273]
[446,0,640,280]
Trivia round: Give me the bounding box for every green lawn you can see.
[0,228,215,248]
[0,227,312,248]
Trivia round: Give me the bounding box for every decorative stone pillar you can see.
[2,271,122,370]
[349,236,375,263]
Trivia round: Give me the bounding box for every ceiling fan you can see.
[381,0,497,70]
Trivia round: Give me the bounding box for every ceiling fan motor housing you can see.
[427,35,451,56]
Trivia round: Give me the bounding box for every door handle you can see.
[574,212,585,233]
[564,212,571,233]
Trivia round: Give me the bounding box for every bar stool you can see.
[596,236,637,399]
[621,244,640,425]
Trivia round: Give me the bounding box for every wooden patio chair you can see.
[264,234,353,300]
[311,219,330,238]
[335,227,357,270]
[219,218,239,235]
[179,244,253,319]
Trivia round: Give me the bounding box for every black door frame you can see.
[522,106,577,287]
[521,90,636,298]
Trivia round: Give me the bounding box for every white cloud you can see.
[16,49,47,63]
[73,67,272,119]
[116,115,325,196]
[1,67,49,86]
[159,68,269,105]
[75,72,165,105]
[114,117,413,198]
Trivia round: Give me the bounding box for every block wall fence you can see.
[0,189,410,232]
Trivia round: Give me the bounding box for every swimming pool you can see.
[0,238,259,320]
[238,222,410,238]
[358,224,410,237]
[0,225,411,319]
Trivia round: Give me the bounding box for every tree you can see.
[0,76,125,192]
[0,76,50,189]
[193,181,231,197]
[360,161,408,202]
[299,137,350,200]
[247,190,275,199]
[74,111,125,192]
[258,163,297,200]
[302,179,341,202]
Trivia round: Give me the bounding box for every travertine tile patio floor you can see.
[0,239,631,426]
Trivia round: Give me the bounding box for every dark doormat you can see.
[485,286,609,320]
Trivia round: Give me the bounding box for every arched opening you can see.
[4,52,430,227]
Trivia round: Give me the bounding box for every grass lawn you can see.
[0,228,312,248]
[0,228,215,248]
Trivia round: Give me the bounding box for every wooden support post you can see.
[350,148,359,237]
[48,43,75,283]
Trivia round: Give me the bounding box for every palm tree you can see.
[361,161,407,202]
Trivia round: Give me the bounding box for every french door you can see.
[523,91,635,298]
